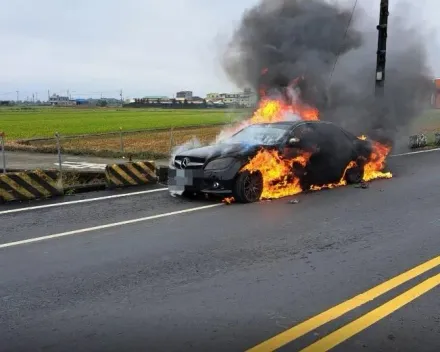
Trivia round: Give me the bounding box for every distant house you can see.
[48,94,76,106]
[176,91,193,101]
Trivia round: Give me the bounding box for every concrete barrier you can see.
[0,170,62,203]
[105,161,157,188]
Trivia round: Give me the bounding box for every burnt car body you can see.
[168,120,374,203]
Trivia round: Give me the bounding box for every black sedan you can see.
[167,120,374,203]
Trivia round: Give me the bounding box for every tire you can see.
[344,164,363,184]
[232,170,263,203]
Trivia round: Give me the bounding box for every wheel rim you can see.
[243,172,263,201]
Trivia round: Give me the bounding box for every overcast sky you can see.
[0,0,439,100]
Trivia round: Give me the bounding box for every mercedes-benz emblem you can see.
[181,157,190,169]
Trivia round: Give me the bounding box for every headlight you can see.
[204,157,235,170]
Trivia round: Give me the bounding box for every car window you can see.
[313,123,352,142]
[290,123,320,150]
[226,124,290,145]
[291,123,316,138]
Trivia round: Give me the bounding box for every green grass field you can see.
[0,107,248,139]
[2,106,440,160]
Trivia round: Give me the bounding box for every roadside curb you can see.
[105,161,158,189]
[0,170,63,203]
[64,183,107,194]
[0,162,164,204]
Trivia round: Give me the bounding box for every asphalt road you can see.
[0,149,439,352]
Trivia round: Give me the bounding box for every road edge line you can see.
[0,203,223,249]
[0,188,168,215]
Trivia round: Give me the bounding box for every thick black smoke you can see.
[222,0,433,146]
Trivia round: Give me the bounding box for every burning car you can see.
[168,120,383,203]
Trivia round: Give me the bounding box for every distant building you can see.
[143,96,169,100]
[48,94,76,106]
[175,91,193,101]
[206,93,221,100]
[74,98,88,105]
[206,89,257,107]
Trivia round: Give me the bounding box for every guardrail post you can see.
[55,132,63,185]
[119,127,125,153]
[0,132,6,173]
[169,127,174,155]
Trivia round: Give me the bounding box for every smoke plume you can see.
[222,0,434,146]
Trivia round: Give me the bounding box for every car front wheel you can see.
[344,164,364,184]
[233,170,263,203]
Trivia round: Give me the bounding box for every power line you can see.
[327,0,359,89]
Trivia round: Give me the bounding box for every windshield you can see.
[224,124,289,145]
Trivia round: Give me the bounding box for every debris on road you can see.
[355,181,369,189]
[223,197,235,205]
[289,199,300,204]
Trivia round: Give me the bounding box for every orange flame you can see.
[232,99,392,200]
[250,98,319,124]
[362,140,393,181]
[241,149,311,199]
[223,197,235,204]
[217,77,392,201]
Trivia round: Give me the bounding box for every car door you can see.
[309,122,354,184]
[282,122,320,159]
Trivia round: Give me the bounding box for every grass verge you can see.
[7,125,225,159]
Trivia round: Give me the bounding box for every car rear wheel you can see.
[233,170,263,203]
[344,164,364,184]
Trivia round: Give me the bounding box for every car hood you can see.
[175,142,269,162]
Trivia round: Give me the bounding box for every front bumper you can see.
[167,161,243,194]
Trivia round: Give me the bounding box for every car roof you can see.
[251,120,334,128]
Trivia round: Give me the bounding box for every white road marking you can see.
[390,148,440,157]
[0,188,168,215]
[0,203,223,249]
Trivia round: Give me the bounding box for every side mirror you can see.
[288,137,300,145]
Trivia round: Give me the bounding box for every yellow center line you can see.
[246,255,440,352]
[301,273,440,352]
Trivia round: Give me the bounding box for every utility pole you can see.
[16,91,19,102]
[375,0,389,97]
[120,89,123,105]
